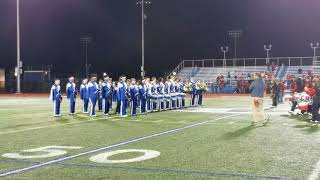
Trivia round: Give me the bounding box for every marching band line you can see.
[50,74,208,118]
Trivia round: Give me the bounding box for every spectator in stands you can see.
[308,69,312,77]
[271,62,276,72]
[298,67,302,74]
[249,72,268,125]
[226,72,231,85]
[236,80,240,93]
[248,73,251,79]
[267,63,271,72]
[219,77,225,90]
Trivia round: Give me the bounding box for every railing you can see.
[170,56,320,77]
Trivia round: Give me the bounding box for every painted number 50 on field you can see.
[2,146,160,164]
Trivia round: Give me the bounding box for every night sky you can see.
[0,0,320,78]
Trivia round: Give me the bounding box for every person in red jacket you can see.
[305,78,319,123]
[289,80,298,113]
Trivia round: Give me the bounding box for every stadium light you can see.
[137,0,151,79]
[264,45,272,64]
[220,46,229,67]
[228,29,242,66]
[16,0,22,93]
[80,36,92,78]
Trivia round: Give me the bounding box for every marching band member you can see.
[184,80,193,107]
[169,78,177,109]
[114,81,121,114]
[98,79,103,112]
[102,75,112,115]
[179,80,187,108]
[126,78,131,108]
[164,79,172,110]
[118,75,128,117]
[80,78,89,113]
[129,78,139,116]
[150,77,159,111]
[138,79,147,114]
[50,79,62,117]
[109,78,113,110]
[190,79,197,107]
[195,80,201,107]
[88,74,99,117]
[175,79,181,109]
[112,80,117,110]
[66,76,77,115]
[197,80,207,106]
[146,77,152,112]
[157,77,166,110]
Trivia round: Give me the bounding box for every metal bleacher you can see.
[172,56,320,83]
[184,66,267,82]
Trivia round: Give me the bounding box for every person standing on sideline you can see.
[270,79,278,107]
[249,73,267,125]
[88,74,99,117]
[305,78,320,123]
[66,76,77,115]
[50,79,62,117]
[80,79,89,113]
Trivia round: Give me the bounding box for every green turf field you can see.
[0,95,319,180]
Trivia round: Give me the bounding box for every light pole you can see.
[47,65,52,81]
[137,0,151,79]
[220,46,229,67]
[264,45,272,64]
[16,0,22,93]
[228,29,242,66]
[311,42,319,57]
[80,36,92,78]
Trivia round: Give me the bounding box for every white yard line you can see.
[0,114,240,178]
[308,159,320,180]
